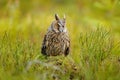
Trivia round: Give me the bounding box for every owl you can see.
[41,14,70,56]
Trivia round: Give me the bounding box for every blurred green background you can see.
[0,0,120,80]
[0,0,120,31]
[0,0,120,40]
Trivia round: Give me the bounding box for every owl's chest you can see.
[46,32,67,43]
[45,32,69,56]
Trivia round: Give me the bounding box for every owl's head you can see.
[49,14,67,33]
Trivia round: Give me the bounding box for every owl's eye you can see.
[58,23,64,27]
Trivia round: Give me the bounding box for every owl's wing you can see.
[64,39,70,56]
[41,35,47,55]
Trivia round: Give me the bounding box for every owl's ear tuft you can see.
[55,14,60,20]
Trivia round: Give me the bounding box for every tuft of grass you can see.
[79,28,120,80]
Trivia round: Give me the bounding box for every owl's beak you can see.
[59,26,64,32]
[59,28,63,32]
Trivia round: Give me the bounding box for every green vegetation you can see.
[0,0,120,80]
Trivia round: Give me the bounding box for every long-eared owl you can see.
[41,14,70,56]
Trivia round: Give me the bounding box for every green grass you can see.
[79,28,120,80]
[0,27,119,80]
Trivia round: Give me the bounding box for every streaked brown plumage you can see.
[41,14,70,56]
